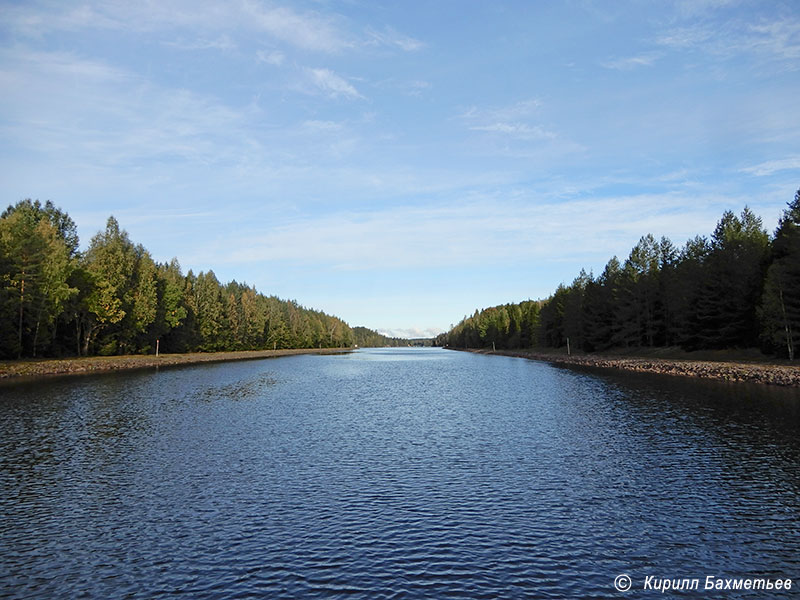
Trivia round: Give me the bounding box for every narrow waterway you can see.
[1,347,798,598]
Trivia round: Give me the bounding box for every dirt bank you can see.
[455,348,800,387]
[0,348,352,380]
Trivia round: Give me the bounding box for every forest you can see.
[0,199,389,359]
[351,327,412,348]
[436,190,800,360]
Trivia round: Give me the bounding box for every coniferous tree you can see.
[0,200,78,357]
[152,259,189,352]
[239,286,264,349]
[760,190,800,358]
[81,217,140,355]
[0,203,358,358]
[673,235,710,349]
[563,270,589,351]
[692,208,769,348]
[657,236,679,346]
[583,257,622,351]
[193,271,225,351]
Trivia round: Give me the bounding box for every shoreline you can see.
[452,348,800,387]
[0,348,353,381]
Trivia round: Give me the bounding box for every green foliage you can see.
[435,299,541,350]
[760,190,800,358]
[437,194,799,360]
[351,326,404,348]
[0,204,357,358]
[0,200,77,357]
[688,208,769,349]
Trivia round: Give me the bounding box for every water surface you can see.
[1,348,798,598]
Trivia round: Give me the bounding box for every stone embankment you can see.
[0,348,351,380]
[460,348,800,387]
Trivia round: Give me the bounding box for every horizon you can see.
[1,1,798,338]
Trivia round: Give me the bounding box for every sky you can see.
[1,1,799,338]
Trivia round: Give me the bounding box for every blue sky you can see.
[1,1,799,338]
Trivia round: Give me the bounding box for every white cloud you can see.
[748,18,800,61]
[2,1,430,58]
[656,26,715,50]
[3,1,353,53]
[302,120,344,132]
[116,209,219,225]
[373,78,431,97]
[601,53,660,70]
[742,157,800,176]
[196,193,744,273]
[1,3,121,35]
[305,67,363,99]
[674,0,740,18]
[460,99,542,122]
[657,15,800,67]
[470,122,556,140]
[457,99,561,148]
[164,35,237,52]
[407,80,431,93]
[365,27,425,52]
[0,48,254,169]
[242,2,353,53]
[256,49,285,65]
[378,327,444,339]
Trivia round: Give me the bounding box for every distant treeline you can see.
[351,327,433,347]
[436,190,800,359]
[0,200,390,359]
[352,327,407,347]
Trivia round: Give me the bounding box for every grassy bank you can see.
[453,347,800,387]
[0,348,352,380]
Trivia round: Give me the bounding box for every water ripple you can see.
[1,348,799,598]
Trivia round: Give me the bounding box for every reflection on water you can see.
[1,348,798,598]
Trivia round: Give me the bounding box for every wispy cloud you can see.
[657,15,800,68]
[748,18,800,61]
[601,53,660,70]
[256,49,285,66]
[458,99,555,141]
[302,120,344,132]
[378,326,444,339]
[0,48,254,168]
[1,3,121,35]
[117,209,220,225]
[197,193,742,273]
[373,78,431,97]
[674,0,740,18]
[460,99,542,122]
[742,156,800,176]
[470,123,556,141]
[305,67,363,99]
[365,26,425,52]
[656,25,712,50]
[242,2,353,53]
[164,35,237,52]
[456,98,572,157]
[405,80,431,96]
[3,1,354,53]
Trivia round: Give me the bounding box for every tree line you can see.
[0,199,379,359]
[352,327,408,348]
[436,191,800,360]
[351,327,434,347]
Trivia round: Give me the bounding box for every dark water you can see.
[1,348,799,599]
